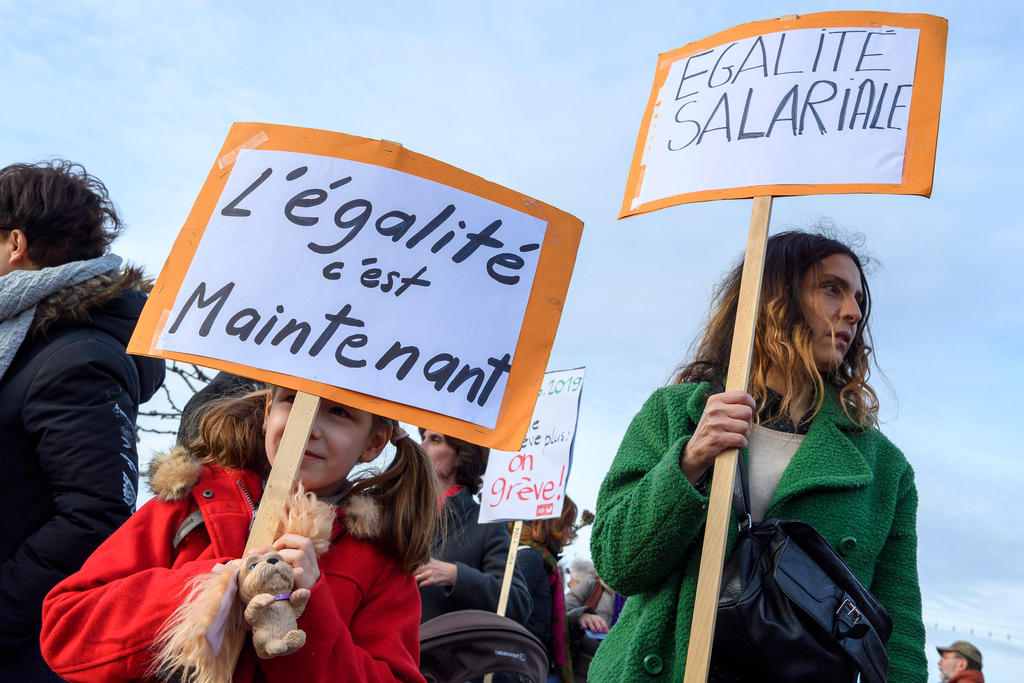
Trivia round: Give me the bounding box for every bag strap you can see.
[731,449,752,531]
[583,581,603,611]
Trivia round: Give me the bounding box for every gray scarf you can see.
[0,253,122,381]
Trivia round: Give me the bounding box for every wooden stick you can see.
[496,520,523,617]
[483,520,524,683]
[682,195,772,683]
[244,390,320,553]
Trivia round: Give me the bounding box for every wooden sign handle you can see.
[496,519,523,617]
[682,195,772,683]
[482,519,524,683]
[244,390,320,554]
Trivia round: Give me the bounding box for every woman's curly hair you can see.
[0,159,122,266]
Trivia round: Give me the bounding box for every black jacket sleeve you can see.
[515,546,552,645]
[0,337,141,643]
[446,520,533,623]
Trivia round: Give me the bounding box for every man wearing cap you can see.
[937,640,984,682]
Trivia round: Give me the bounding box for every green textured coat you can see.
[590,383,926,682]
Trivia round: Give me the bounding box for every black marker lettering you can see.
[284,189,327,226]
[732,36,768,83]
[395,265,431,297]
[869,82,889,129]
[376,210,416,242]
[887,84,912,130]
[307,199,372,254]
[405,204,456,249]
[452,220,503,263]
[167,281,235,336]
[773,32,801,76]
[669,101,701,150]
[737,88,765,139]
[423,354,460,390]
[270,320,312,355]
[322,262,345,280]
[375,342,420,379]
[675,49,713,100]
[487,253,526,285]
[334,334,368,368]
[697,92,732,145]
[856,31,892,72]
[766,85,799,137]
[308,305,365,357]
[799,80,838,134]
[477,354,513,407]
[225,308,260,341]
[221,168,271,217]
[254,305,285,344]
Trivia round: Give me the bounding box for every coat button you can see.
[202,489,214,498]
[838,536,857,555]
[642,654,663,675]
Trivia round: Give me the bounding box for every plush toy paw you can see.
[261,628,306,657]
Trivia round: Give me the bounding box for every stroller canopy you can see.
[420,609,549,683]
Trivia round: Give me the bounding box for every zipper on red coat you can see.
[236,480,257,532]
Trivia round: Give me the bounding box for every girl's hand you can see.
[580,612,610,633]
[270,534,321,590]
[681,390,755,484]
[415,558,458,588]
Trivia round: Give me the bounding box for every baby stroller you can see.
[420,609,549,683]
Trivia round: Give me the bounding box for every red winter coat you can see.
[41,464,424,683]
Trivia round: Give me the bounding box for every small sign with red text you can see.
[478,367,585,523]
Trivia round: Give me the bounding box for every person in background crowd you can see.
[937,641,984,683]
[42,387,438,682]
[591,230,926,681]
[416,429,531,624]
[565,560,616,635]
[0,160,165,681]
[564,558,621,682]
[176,370,263,446]
[511,497,579,682]
[567,559,596,590]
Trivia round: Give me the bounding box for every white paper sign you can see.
[478,367,585,523]
[159,149,548,428]
[635,25,920,208]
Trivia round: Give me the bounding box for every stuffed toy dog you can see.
[238,550,311,658]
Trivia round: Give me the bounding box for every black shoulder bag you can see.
[708,453,893,683]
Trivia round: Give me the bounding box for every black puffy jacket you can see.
[0,267,164,673]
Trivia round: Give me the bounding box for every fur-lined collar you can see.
[146,447,381,540]
[32,265,150,334]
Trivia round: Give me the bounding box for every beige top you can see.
[747,424,805,522]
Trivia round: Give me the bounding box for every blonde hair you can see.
[676,230,878,428]
[190,390,439,573]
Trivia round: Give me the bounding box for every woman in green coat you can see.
[591,231,927,682]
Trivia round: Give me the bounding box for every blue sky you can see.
[4,1,1021,678]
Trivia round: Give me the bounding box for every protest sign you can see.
[479,367,585,523]
[621,11,947,216]
[129,123,584,450]
[618,13,947,682]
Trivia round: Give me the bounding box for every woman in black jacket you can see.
[415,429,532,625]
[0,160,165,680]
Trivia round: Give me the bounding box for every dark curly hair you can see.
[0,160,123,266]
[675,229,878,427]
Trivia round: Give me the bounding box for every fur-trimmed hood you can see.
[30,265,163,404]
[146,447,382,541]
[32,265,150,334]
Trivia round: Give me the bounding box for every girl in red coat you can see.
[41,386,439,683]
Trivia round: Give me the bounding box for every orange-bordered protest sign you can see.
[129,122,583,451]
[621,11,948,217]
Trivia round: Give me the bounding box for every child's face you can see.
[264,388,390,497]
